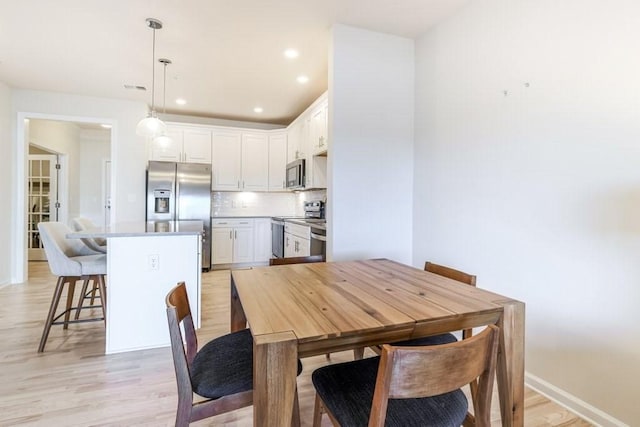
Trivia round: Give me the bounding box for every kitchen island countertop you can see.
[67,220,204,238]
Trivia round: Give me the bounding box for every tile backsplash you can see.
[212,190,326,217]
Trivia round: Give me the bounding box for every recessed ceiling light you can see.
[284,49,299,59]
[100,124,112,129]
[254,107,263,113]
[296,75,309,84]
[175,98,187,105]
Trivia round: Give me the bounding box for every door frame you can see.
[13,112,115,283]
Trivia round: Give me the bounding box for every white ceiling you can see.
[0,0,470,125]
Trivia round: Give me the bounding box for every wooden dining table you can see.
[230,258,525,426]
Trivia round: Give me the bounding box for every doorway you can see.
[15,115,114,280]
[27,152,59,261]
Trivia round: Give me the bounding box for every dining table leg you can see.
[230,275,247,332]
[496,299,525,427]
[253,331,299,427]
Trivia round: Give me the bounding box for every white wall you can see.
[328,24,414,263]
[79,129,111,226]
[11,90,147,282]
[414,0,640,424]
[0,81,11,286]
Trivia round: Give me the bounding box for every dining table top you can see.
[230,258,525,426]
[232,258,510,354]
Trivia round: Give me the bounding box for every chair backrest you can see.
[72,217,95,231]
[424,261,476,286]
[166,282,198,401]
[370,325,499,427]
[73,217,107,247]
[269,255,325,266]
[38,222,97,276]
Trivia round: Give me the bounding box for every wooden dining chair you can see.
[166,282,303,427]
[423,261,477,341]
[311,324,499,427]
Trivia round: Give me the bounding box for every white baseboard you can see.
[525,372,627,427]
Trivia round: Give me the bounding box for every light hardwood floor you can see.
[0,262,592,426]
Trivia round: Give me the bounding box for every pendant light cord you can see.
[162,60,167,114]
[151,27,156,111]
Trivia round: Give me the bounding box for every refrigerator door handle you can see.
[175,174,180,221]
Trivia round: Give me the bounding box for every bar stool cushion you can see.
[191,328,303,399]
[73,254,107,275]
[312,356,468,427]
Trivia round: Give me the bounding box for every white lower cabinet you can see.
[253,218,272,263]
[212,219,255,265]
[284,222,311,257]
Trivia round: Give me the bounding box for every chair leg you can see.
[74,277,91,320]
[96,275,107,325]
[63,278,77,329]
[89,280,98,305]
[312,394,324,427]
[38,276,66,352]
[353,347,365,360]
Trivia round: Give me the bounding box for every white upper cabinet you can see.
[241,132,269,191]
[286,119,307,164]
[310,100,328,155]
[211,129,270,191]
[212,130,242,190]
[149,126,212,163]
[268,132,287,191]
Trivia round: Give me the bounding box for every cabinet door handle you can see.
[234,230,237,239]
[237,180,240,189]
[229,230,232,239]
[243,181,245,188]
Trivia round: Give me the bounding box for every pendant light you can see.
[153,58,173,147]
[136,18,167,138]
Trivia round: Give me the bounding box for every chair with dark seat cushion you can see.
[392,261,477,347]
[166,282,303,426]
[311,325,499,427]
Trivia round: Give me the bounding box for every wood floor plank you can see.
[0,262,592,426]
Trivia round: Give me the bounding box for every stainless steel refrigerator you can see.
[146,161,212,270]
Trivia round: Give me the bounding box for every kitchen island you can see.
[68,221,203,354]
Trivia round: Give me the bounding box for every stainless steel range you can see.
[271,201,326,259]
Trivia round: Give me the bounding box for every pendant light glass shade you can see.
[153,133,172,147]
[136,18,166,138]
[137,111,167,137]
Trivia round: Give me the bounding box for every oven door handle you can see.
[310,232,326,242]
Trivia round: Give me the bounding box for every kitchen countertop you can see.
[67,220,204,238]
[211,215,274,219]
[284,218,326,231]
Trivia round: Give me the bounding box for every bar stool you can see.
[37,222,107,352]
[72,217,107,253]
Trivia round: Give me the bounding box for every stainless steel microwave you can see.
[286,159,305,189]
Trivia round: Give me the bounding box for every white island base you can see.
[70,221,202,354]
